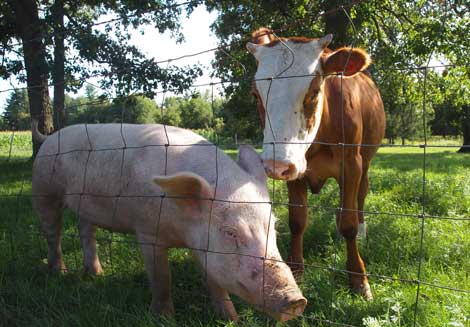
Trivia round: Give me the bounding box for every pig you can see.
[31,121,307,322]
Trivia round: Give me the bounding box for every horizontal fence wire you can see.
[1,1,469,326]
[2,192,470,222]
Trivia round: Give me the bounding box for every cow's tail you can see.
[31,119,48,144]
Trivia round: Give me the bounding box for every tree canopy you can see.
[204,0,470,149]
[0,1,469,151]
[0,0,203,155]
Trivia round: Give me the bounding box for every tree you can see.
[0,0,202,157]
[2,89,30,130]
[156,97,183,126]
[109,96,158,124]
[2,0,54,156]
[180,93,214,129]
[204,1,469,146]
[431,67,470,152]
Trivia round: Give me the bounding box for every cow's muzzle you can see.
[263,160,299,180]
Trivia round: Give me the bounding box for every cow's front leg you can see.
[337,153,372,300]
[286,178,308,279]
[138,234,174,316]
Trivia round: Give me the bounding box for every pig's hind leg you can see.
[34,196,67,273]
[137,233,174,316]
[78,220,103,275]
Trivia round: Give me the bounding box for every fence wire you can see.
[1,1,469,327]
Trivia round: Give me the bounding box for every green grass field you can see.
[0,131,469,326]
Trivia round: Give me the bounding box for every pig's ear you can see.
[237,145,267,185]
[153,172,214,218]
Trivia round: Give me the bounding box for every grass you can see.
[1,131,469,326]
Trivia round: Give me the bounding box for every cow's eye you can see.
[309,89,320,100]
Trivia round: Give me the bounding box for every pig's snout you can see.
[277,295,307,322]
[270,293,307,322]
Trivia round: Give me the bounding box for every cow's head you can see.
[247,28,371,180]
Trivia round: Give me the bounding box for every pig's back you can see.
[33,124,230,198]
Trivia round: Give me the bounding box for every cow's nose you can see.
[263,160,298,180]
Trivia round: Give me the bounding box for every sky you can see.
[0,6,219,112]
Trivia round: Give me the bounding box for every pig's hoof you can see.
[286,256,304,280]
[48,261,67,274]
[352,283,373,301]
[84,264,104,276]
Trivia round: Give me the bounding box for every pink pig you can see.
[31,122,306,322]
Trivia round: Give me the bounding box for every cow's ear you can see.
[322,47,371,76]
[153,172,213,219]
[251,27,275,45]
[318,34,333,49]
[237,145,267,186]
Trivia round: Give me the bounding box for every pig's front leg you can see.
[207,277,238,321]
[138,234,174,316]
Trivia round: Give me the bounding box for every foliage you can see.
[178,92,213,129]
[0,1,203,95]
[155,97,183,126]
[0,86,228,131]
[204,1,470,144]
[1,89,30,131]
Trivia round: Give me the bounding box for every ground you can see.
[0,132,469,326]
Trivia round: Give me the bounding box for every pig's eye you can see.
[222,227,240,248]
[224,229,237,239]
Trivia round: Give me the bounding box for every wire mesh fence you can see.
[1,1,469,327]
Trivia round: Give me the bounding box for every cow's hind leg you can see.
[79,220,103,275]
[286,178,308,279]
[357,161,370,238]
[34,196,67,273]
[337,153,372,300]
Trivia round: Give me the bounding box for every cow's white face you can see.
[248,30,371,181]
[247,35,332,180]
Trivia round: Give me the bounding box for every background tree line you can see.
[0,86,230,141]
[0,0,469,152]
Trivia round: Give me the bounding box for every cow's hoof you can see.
[286,256,304,281]
[353,283,373,301]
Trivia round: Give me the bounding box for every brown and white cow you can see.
[247,28,386,300]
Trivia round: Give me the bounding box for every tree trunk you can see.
[9,0,53,157]
[52,0,67,129]
[458,105,470,153]
[322,0,352,49]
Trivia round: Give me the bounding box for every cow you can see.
[247,28,386,300]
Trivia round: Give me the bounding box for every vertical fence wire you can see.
[2,1,470,326]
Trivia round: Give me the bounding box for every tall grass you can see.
[1,132,469,326]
